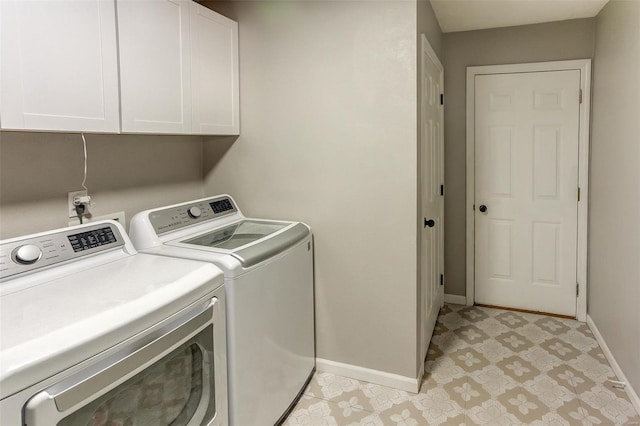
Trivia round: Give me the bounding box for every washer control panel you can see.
[1,223,125,279]
[149,196,238,235]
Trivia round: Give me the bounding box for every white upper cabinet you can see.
[117,0,239,135]
[190,2,239,135]
[0,0,120,132]
[117,0,192,134]
[0,0,238,135]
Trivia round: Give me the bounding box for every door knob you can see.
[424,218,435,228]
[479,205,488,213]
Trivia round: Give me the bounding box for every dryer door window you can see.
[58,336,212,426]
[24,298,226,426]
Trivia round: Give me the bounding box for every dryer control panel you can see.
[0,223,125,279]
[149,196,238,235]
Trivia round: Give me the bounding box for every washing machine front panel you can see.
[129,196,316,426]
[225,236,315,426]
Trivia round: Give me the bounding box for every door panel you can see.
[474,70,580,316]
[532,222,560,283]
[488,219,513,279]
[488,126,514,196]
[533,126,562,198]
[420,36,443,361]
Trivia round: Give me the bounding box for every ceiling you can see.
[430,0,610,33]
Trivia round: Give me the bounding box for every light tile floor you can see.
[284,304,640,425]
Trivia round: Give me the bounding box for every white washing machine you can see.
[0,221,228,426]
[129,195,315,426]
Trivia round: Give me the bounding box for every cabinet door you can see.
[0,0,119,132]
[190,2,239,135]
[117,0,191,134]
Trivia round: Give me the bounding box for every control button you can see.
[13,245,42,265]
[188,206,202,219]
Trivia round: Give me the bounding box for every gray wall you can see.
[418,0,442,59]
[441,18,596,296]
[589,0,640,395]
[0,132,204,238]
[203,1,421,378]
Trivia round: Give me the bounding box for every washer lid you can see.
[0,254,223,400]
[181,221,309,267]
[183,220,289,249]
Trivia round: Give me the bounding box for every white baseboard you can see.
[444,294,467,305]
[587,315,640,415]
[315,358,420,393]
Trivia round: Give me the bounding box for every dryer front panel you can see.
[23,293,228,426]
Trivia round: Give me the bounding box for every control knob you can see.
[13,244,42,265]
[187,206,202,219]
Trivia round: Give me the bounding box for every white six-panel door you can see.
[474,70,580,316]
[420,35,444,361]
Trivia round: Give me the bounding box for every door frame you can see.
[465,60,591,321]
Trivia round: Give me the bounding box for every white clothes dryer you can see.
[129,195,315,426]
[0,221,228,426]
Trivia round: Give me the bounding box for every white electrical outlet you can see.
[68,211,126,227]
[68,190,88,218]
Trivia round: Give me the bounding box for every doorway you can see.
[466,60,590,320]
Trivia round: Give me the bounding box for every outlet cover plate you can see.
[68,190,88,218]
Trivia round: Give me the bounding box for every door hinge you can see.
[440,184,444,196]
[440,94,444,106]
[440,274,444,286]
[578,187,581,202]
[576,283,579,297]
[579,89,583,104]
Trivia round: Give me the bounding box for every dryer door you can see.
[24,297,227,426]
